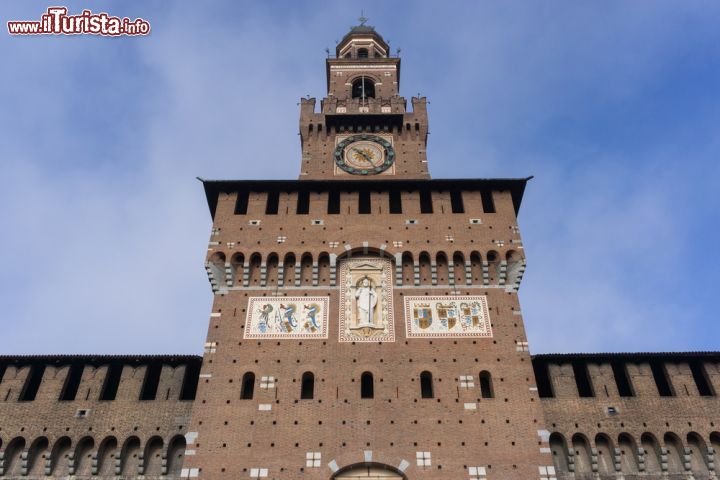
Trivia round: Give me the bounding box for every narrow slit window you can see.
[419,190,433,213]
[650,361,675,397]
[358,191,371,214]
[479,370,494,398]
[139,363,162,401]
[572,362,595,397]
[689,360,715,396]
[532,360,554,398]
[296,191,310,215]
[241,372,255,400]
[389,190,402,214]
[450,190,465,213]
[265,191,279,215]
[328,190,340,214]
[361,372,374,399]
[59,364,85,401]
[99,364,123,401]
[19,364,46,402]
[179,361,201,401]
[480,190,496,213]
[611,361,635,397]
[420,371,433,399]
[301,372,315,400]
[234,190,249,215]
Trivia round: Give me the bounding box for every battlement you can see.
[534,352,720,479]
[0,355,201,478]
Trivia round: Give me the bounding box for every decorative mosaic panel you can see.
[403,296,492,338]
[244,297,328,339]
[339,257,395,342]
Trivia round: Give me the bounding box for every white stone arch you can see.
[332,462,407,479]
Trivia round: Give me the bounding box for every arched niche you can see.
[332,462,406,479]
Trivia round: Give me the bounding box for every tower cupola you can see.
[336,17,389,59]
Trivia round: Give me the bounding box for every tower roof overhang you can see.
[199,177,533,220]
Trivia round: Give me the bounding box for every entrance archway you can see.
[333,462,406,479]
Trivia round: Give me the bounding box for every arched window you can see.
[240,372,255,399]
[357,48,369,58]
[479,371,494,398]
[352,77,375,99]
[301,372,315,399]
[361,371,374,399]
[420,371,433,398]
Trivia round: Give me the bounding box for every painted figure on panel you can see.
[246,298,328,338]
[279,304,298,330]
[304,303,321,331]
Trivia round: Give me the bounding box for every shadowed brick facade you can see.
[1,22,718,480]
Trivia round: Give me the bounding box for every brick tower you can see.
[186,20,553,480]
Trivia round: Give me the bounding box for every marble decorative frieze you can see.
[244,297,328,339]
[339,257,395,342]
[403,296,492,338]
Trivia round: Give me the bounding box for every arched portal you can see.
[332,462,406,479]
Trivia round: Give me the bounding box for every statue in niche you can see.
[355,276,378,328]
[342,259,389,339]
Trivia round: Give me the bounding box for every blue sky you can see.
[1,1,719,355]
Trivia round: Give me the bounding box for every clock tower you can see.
[189,19,549,480]
[299,22,429,179]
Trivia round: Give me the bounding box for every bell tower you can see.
[299,20,429,180]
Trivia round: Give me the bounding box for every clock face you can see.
[334,135,395,175]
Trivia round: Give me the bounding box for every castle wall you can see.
[0,356,200,479]
[535,354,720,479]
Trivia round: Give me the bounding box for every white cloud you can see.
[0,1,718,354]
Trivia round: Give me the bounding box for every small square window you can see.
[416,451,431,467]
[305,452,321,467]
[469,465,487,479]
[539,465,556,480]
